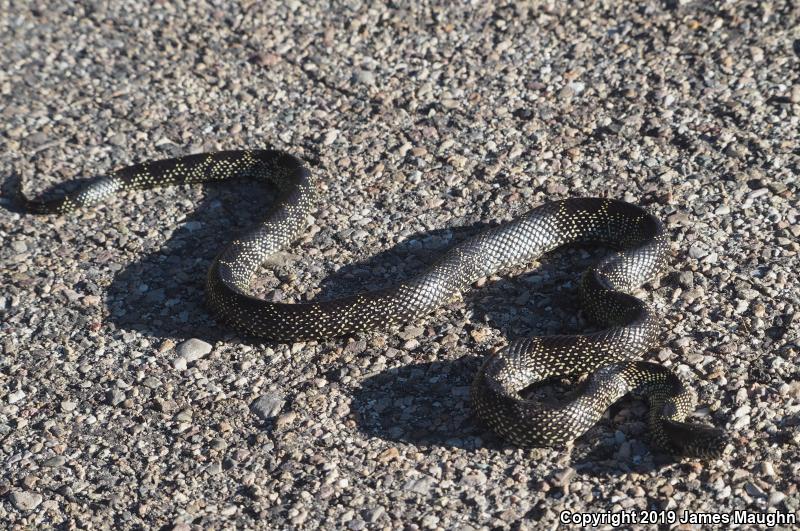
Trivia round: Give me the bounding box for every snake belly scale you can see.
[18,149,727,458]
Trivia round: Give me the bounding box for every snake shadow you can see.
[85,171,670,473]
[0,158,273,343]
[7,172,700,474]
[351,355,671,477]
[348,248,603,452]
[100,191,716,475]
[352,355,492,450]
[350,245,678,476]
[4,163,504,342]
[99,178,616,343]
[100,185,497,341]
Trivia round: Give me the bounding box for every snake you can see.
[16,149,728,458]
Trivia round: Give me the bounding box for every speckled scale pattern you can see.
[470,201,726,458]
[19,150,726,457]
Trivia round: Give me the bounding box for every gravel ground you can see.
[2,1,799,529]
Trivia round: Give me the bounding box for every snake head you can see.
[661,419,730,459]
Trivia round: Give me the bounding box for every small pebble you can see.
[275,411,296,428]
[251,392,285,420]
[353,70,375,85]
[176,338,212,363]
[8,389,25,404]
[42,455,66,468]
[10,490,43,511]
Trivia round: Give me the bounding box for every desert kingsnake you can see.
[17,149,728,458]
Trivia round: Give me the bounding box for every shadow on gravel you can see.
[352,357,674,475]
[7,171,682,471]
[350,356,501,452]
[574,460,668,479]
[101,198,695,473]
[569,438,670,478]
[103,196,495,340]
[102,178,272,343]
[5,164,604,345]
[4,165,516,342]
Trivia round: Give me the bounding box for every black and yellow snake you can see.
[17,149,728,458]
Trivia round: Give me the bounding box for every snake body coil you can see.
[18,149,727,458]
